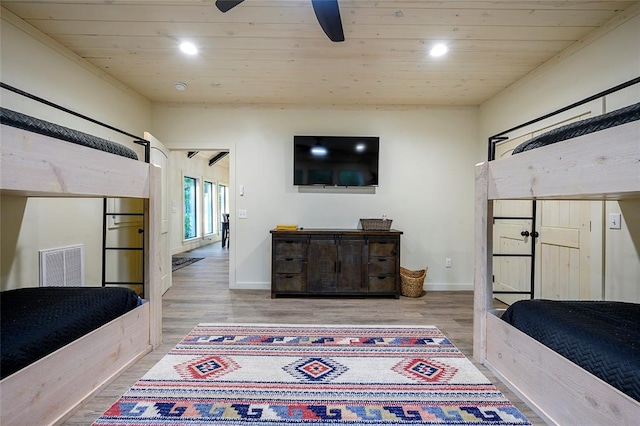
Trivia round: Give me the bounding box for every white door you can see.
[535,200,599,299]
[492,203,533,305]
[145,132,171,295]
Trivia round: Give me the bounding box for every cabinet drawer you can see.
[275,258,303,274]
[368,257,396,275]
[274,240,306,258]
[369,240,397,257]
[274,274,305,292]
[368,276,397,292]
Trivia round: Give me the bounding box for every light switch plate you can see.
[609,213,621,229]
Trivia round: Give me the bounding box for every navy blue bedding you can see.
[512,102,640,154]
[1,287,141,379]
[501,300,640,402]
[0,107,138,160]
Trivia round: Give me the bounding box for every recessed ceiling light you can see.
[430,43,448,57]
[179,41,198,55]
[174,81,188,91]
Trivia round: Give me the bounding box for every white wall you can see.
[479,14,640,142]
[0,16,151,290]
[152,104,479,290]
[606,199,640,302]
[478,14,640,302]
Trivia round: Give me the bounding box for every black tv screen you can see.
[293,136,379,186]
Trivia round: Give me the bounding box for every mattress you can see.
[0,107,138,160]
[512,101,640,154]
[501,299,640,402]
[1,286,141,379]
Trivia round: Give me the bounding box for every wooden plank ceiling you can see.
[2,1,638,107]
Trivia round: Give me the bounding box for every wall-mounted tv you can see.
[293,135,380,186]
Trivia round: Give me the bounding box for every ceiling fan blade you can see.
[311,0,345,42]
[215,0,245,13]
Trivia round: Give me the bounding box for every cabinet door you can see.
[307,238,338,292]
[337,238,367,292]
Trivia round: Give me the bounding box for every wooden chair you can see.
[221,213,230,248]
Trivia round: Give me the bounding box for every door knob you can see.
[520,230,539,238]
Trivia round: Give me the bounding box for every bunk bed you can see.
[474,94,640,425]
[0,105,162,425]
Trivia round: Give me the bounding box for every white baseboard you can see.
[230,282,271,290]
[229,282,473,292]
[172,236,220,256]
[424,282,473,291]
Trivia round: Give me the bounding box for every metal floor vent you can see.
[39,244,84,287]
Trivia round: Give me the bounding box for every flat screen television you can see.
[293,135,379,186]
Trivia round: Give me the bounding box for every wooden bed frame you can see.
[0,124,162,425]
[473,118,640,424]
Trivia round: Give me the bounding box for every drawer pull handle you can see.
[378,258,388,262]
[377,276,386,279]
[285,258,294,261]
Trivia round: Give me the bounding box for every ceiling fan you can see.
[215,0,345,42]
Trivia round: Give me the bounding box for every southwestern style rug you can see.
[93,324,530,425]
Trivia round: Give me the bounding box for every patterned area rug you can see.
[171,256,204,272]
[93,324,530,425]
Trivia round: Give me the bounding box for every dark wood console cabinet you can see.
[270,228,402,298]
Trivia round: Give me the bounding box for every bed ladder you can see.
[491,208,537,301]
[101,199,146,298]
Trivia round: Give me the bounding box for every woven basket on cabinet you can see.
[359,218,392,231]
[400,267,427,298]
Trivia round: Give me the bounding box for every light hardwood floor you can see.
[63,242,544,425]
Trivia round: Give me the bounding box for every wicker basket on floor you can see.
[400,267,427,298]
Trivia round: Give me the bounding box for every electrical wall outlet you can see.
[445,258,452,268]
[238,209,248,219]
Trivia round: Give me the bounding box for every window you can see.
[218,184,229,232]
[203,181,215,235]
[184,176,197,239]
